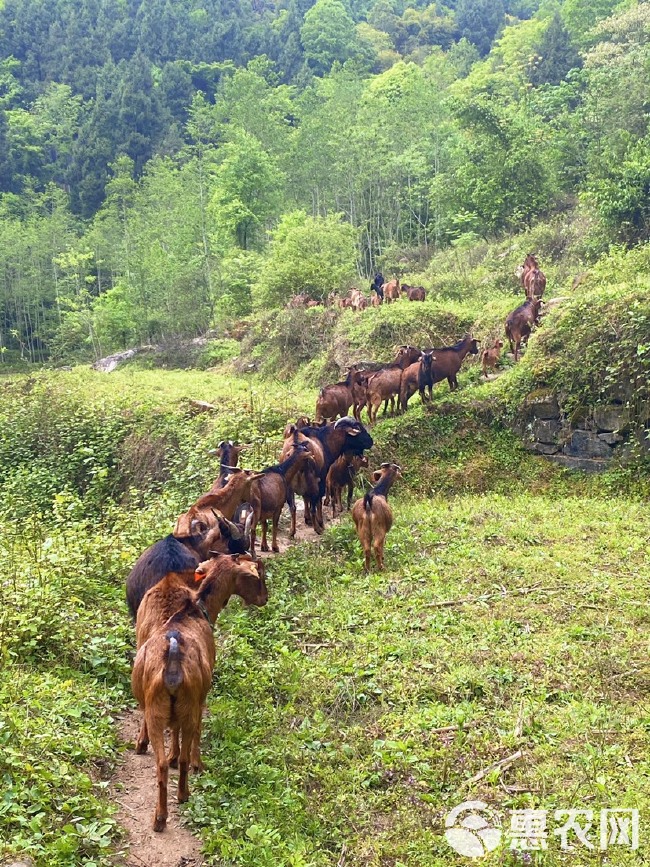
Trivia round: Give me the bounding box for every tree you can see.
[455,0,505,57]
[253,211,357,307]
[529,13,582,86]
[209,130,283,250]
[301,0,360,75]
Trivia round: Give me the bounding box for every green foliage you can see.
[528,12,582,86]
[455,0,505,56]
[521,245,650,423]
[588,136,650,243]
[253,211,358,308]
[301,0,362,75]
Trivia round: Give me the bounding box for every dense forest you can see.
[0,0,648,361]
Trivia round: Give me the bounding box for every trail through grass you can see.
[0,364,648,866]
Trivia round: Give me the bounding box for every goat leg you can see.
[260,519,269,552]
[135,716,149,755]
[271,509,282,553]
[190,711,204,773]
[167,727,180,768]
[177,715,197,804]
[148,713,168,832]
[287,490,297,539]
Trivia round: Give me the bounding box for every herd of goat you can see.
[125,254,546,832]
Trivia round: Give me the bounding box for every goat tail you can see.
[363,492,374,512]
[163,630,183,691]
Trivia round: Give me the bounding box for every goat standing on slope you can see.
[352,462,402,572]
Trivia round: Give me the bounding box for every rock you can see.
[598,431,624,445]
[545,455,611,473]
[593,405,629,433]
[531,418,563,443]
[563,430,613,459]
[526,442,560,455]
[92,345,155,373]
[523,389,560,420]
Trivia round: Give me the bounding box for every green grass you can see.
[189,489,650,866]
[1,360,649,866]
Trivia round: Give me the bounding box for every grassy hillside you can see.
[1,349,648,865]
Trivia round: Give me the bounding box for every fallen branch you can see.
[431,722,478,735]
[514,699,525,740]
[427,586,558,609]
[461,750,523,789]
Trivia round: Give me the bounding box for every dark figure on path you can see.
[370,273,384,300]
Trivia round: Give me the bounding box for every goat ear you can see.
[372,470,382,481]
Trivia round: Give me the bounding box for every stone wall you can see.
[519,390,642,472]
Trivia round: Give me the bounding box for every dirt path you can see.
[111,500,340,865]
[110,711,204,867]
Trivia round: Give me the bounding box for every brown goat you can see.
[401,285,426,301]
[132,553,267,831]
[248,444,316,554]
[282,417,374,532]
[418,334,479,393]
[351,462,402,571]
[207,440,248,492]
[505,298,542,361]
[174,468,263,537]
[481,340,504,377]
[398,349,436,411]
[315,368,367,422]
[325,452,369,517]
[126,508,253,619]
[382,279,400,303]
[365,346,422,422]
[524,267,546,301]
[280,427,326,535]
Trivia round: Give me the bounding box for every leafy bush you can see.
[521,246,650,421]
[252,211,358,308]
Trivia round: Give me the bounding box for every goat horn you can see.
[211,508,242,539]
[243,510,254,547]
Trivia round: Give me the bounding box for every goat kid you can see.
[325,452,369,517]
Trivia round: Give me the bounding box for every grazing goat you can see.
[505,298,542,361]
[382,279,400,303]
[315,368,367,422]
[365,345,422,422]
[481,340,504,377]
[325,452,369,517]
[401,284,426,301]
[419,334,479,394]
[281,417,374,533]
[399,349,436,411]
[132,553,267,831]
[248,444,316,554]
[352,462,402,572]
